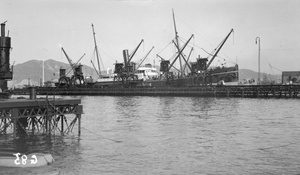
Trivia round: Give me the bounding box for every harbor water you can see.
[1,96,300,174]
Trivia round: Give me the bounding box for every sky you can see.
[1,0,300,74]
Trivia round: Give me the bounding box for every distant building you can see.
[282,71,300,84]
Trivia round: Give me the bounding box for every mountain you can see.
[8,59,98,88]
[239,68,281,84]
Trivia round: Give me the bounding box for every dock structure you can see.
[0,97,83,138]
[14,84,300,98]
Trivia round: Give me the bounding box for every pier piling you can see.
[0,98,83,138]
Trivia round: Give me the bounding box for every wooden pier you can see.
[0,97,83,138]
[14,84,300,98]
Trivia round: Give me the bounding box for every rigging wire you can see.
[157,40,173,55]
[175,14,216,48]
[91,31,119,72]
[81,126,122,143]
[179,36,213,56]
[179,35,236,65]
[259,140,300,151]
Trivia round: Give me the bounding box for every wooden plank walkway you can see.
[14,85,300,98]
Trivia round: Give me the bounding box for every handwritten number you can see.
[21,154,27,165]
[30,155,38,164]
[13,153,38,165]
[13,153,21,165]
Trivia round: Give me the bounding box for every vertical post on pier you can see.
[78,114,81,136]
[3,118,6,134]
[12,109,18,139]
[279,91,282,98]
[45,116,48,133]
[76,105,83,136]
[13,119,16,138]
[61,115,64,134]
[32,117,35,134]
[48,116,52,134]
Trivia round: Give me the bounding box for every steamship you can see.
[53,10,238,89]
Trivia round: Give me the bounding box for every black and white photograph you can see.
[1,0,300,174]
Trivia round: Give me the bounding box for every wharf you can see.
[15,84,300,98]
[0,98,83,138]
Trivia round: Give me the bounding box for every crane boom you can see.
[173,41,193,72]
[74,53,86,66]
[269,64,282,72]
[183,47,194,72]
[206,29,234,69]
[156,54,181,72]
[137,46,154,69]
[128,39,144,64]
[92,23,101,76]
[168,34,194,71]
[91,60,99,76]
[65,53,86,76]
[61,47,75,73]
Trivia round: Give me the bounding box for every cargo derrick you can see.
[57,47,85,87]
[136,46,155,70]
[156,10,194,86]
[166,34,194,87]
[113,39,144,87]
[191,29,236,85]
[91,23,102,78]
[0,21,13,91]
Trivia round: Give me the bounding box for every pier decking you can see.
[14,84,300,98]
[0,97,83,138]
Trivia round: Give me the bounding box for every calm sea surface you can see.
[1,96,300,175]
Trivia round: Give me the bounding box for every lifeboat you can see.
[0,152,54,168]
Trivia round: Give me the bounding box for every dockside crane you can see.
[114,39,145,86]
[123,39,144,74]
[190,29,234,85]
[57,47,86,87]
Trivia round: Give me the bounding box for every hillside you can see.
[239,68,281,83]
[8,59,98,88]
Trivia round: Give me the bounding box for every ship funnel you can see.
[1,22,6,37]
[123,49,129,66]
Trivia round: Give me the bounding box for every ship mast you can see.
[91,23,101,77]
[172,9,184,77]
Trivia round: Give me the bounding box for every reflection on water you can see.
[1,96,300,174]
